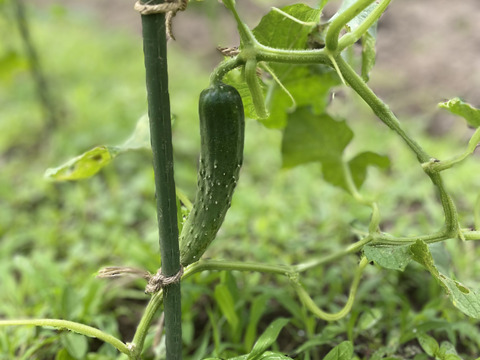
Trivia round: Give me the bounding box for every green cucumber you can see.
[179,82,245,266]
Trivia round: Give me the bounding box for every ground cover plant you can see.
[2,0,480,359]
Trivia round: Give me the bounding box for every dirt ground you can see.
[35,0,480,130]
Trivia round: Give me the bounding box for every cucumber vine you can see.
[5,0,480,359]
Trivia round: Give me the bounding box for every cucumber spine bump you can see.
[179,82,245,266]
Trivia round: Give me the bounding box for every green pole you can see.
[139,2,182,359]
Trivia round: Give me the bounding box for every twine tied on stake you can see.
[97,265,184,294]
[134,0,188,40]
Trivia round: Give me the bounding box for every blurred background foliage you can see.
[2,0,480,359]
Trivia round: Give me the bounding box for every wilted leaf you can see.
[45,115,151,181]
[44,146,120,181]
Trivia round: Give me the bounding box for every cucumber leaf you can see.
[265,66,339,129]
[281,107,389,192]
[253,4,321,52]
[410,240,480,319]
[363,244,412,271]
[349,151,390,189]
[249,4,338,128]
[439,97,480,128]
[281,107,353,168]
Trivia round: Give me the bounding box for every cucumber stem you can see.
[245,59,269,119]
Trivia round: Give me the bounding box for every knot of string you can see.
[145,266,184,293]
[133,0,188,39]
[97,265,184,294]
[134,0,181,15]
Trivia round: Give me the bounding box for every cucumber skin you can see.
[179,83,245,266]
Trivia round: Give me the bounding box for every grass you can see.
[2,2,480,360]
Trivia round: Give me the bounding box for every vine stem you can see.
[245,58,269,118]
[334,55,461,237]
[134,1,182,359]
[325,0,376,51]
[182,256,368,321]
[337,0,392,52]
[335,55,429,162]
[0,319,130,356]
[293,257,368,321]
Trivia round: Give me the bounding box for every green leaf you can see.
[60,333,88,360]
[44,146,120,181]
[281,107,353,168]
[410,240,480,319]
[55,349,76,360]
[444,356,462,360]
[265,67,339,128]
[245,294,270,350]
[257,352,293,360]
[416,333,439,357]
[320,159,347,190]
[214,283,239,335]
[247,4,339,128]
[438,341,459,356]
[324,341,354,360]
[356,308,382,331]
[439,97,480,128]
[361,29,376,82]
[247,318,289,360]
[413,355,429,360]
[363,244,412,271]
[0,50,28,83]
[348,151,390,189]
[253,4,321,51]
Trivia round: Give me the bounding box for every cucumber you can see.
[179,82,245,266]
